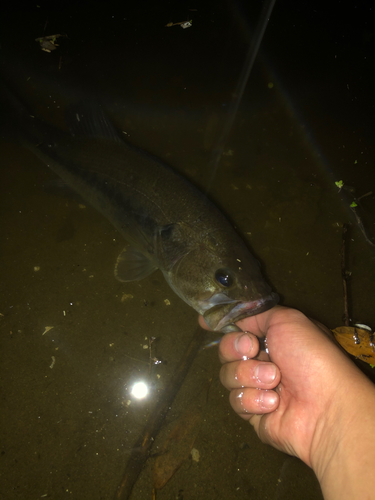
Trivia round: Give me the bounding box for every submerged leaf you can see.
[153,380,211,490]
[152,406,202,490]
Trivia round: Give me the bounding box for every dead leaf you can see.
[152,380,211,490]
[153,406,202,490]
[332,326,375,365]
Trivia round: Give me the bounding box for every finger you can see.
[229,387,279,419]
[219,331,260,364]
[220,358,280,391]
[235,306,283,337]
[249,413,286,454]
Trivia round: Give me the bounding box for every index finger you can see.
[218,331,260,364]
[199,315,261,362]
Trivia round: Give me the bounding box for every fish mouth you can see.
[213,292,279,332]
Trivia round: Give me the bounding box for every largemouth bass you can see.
[3,88,278,332]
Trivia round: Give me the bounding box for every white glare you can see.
[131,381,148,400]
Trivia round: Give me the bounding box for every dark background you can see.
[0,1,374,499]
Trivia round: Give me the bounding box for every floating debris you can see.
[121,293,134,302]
[222,149,234,156]
[35,34,66,53]
[42,326,54,336]
[165,20,192,29]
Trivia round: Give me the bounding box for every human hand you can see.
[199,306,375,474]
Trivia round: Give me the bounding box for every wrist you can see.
[310,369,375,500]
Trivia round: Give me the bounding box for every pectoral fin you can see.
[114,247,157,282]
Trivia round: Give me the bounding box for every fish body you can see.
[5,91,278,332]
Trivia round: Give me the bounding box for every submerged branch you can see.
[341,223,350,326]
[113,326,204,500]
[350,205,375,248]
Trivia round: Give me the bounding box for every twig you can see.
[341,223,350,326]
[350,205,375,248]
[357,191,373,202]
[113,326,204,500]
[165,21,188,27]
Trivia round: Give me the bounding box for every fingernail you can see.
[234,333,253,355]
[260,390,278,409]
[255,363,276,384]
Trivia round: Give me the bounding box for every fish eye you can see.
[215,268,234,287]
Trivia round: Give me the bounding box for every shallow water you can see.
[1,1,374,499]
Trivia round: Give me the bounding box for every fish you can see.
[1,84,278,332]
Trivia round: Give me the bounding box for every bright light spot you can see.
[131,381,149,400]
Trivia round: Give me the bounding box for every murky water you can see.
[1,1,374,499]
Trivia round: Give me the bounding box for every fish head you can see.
[162,230,278,333]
